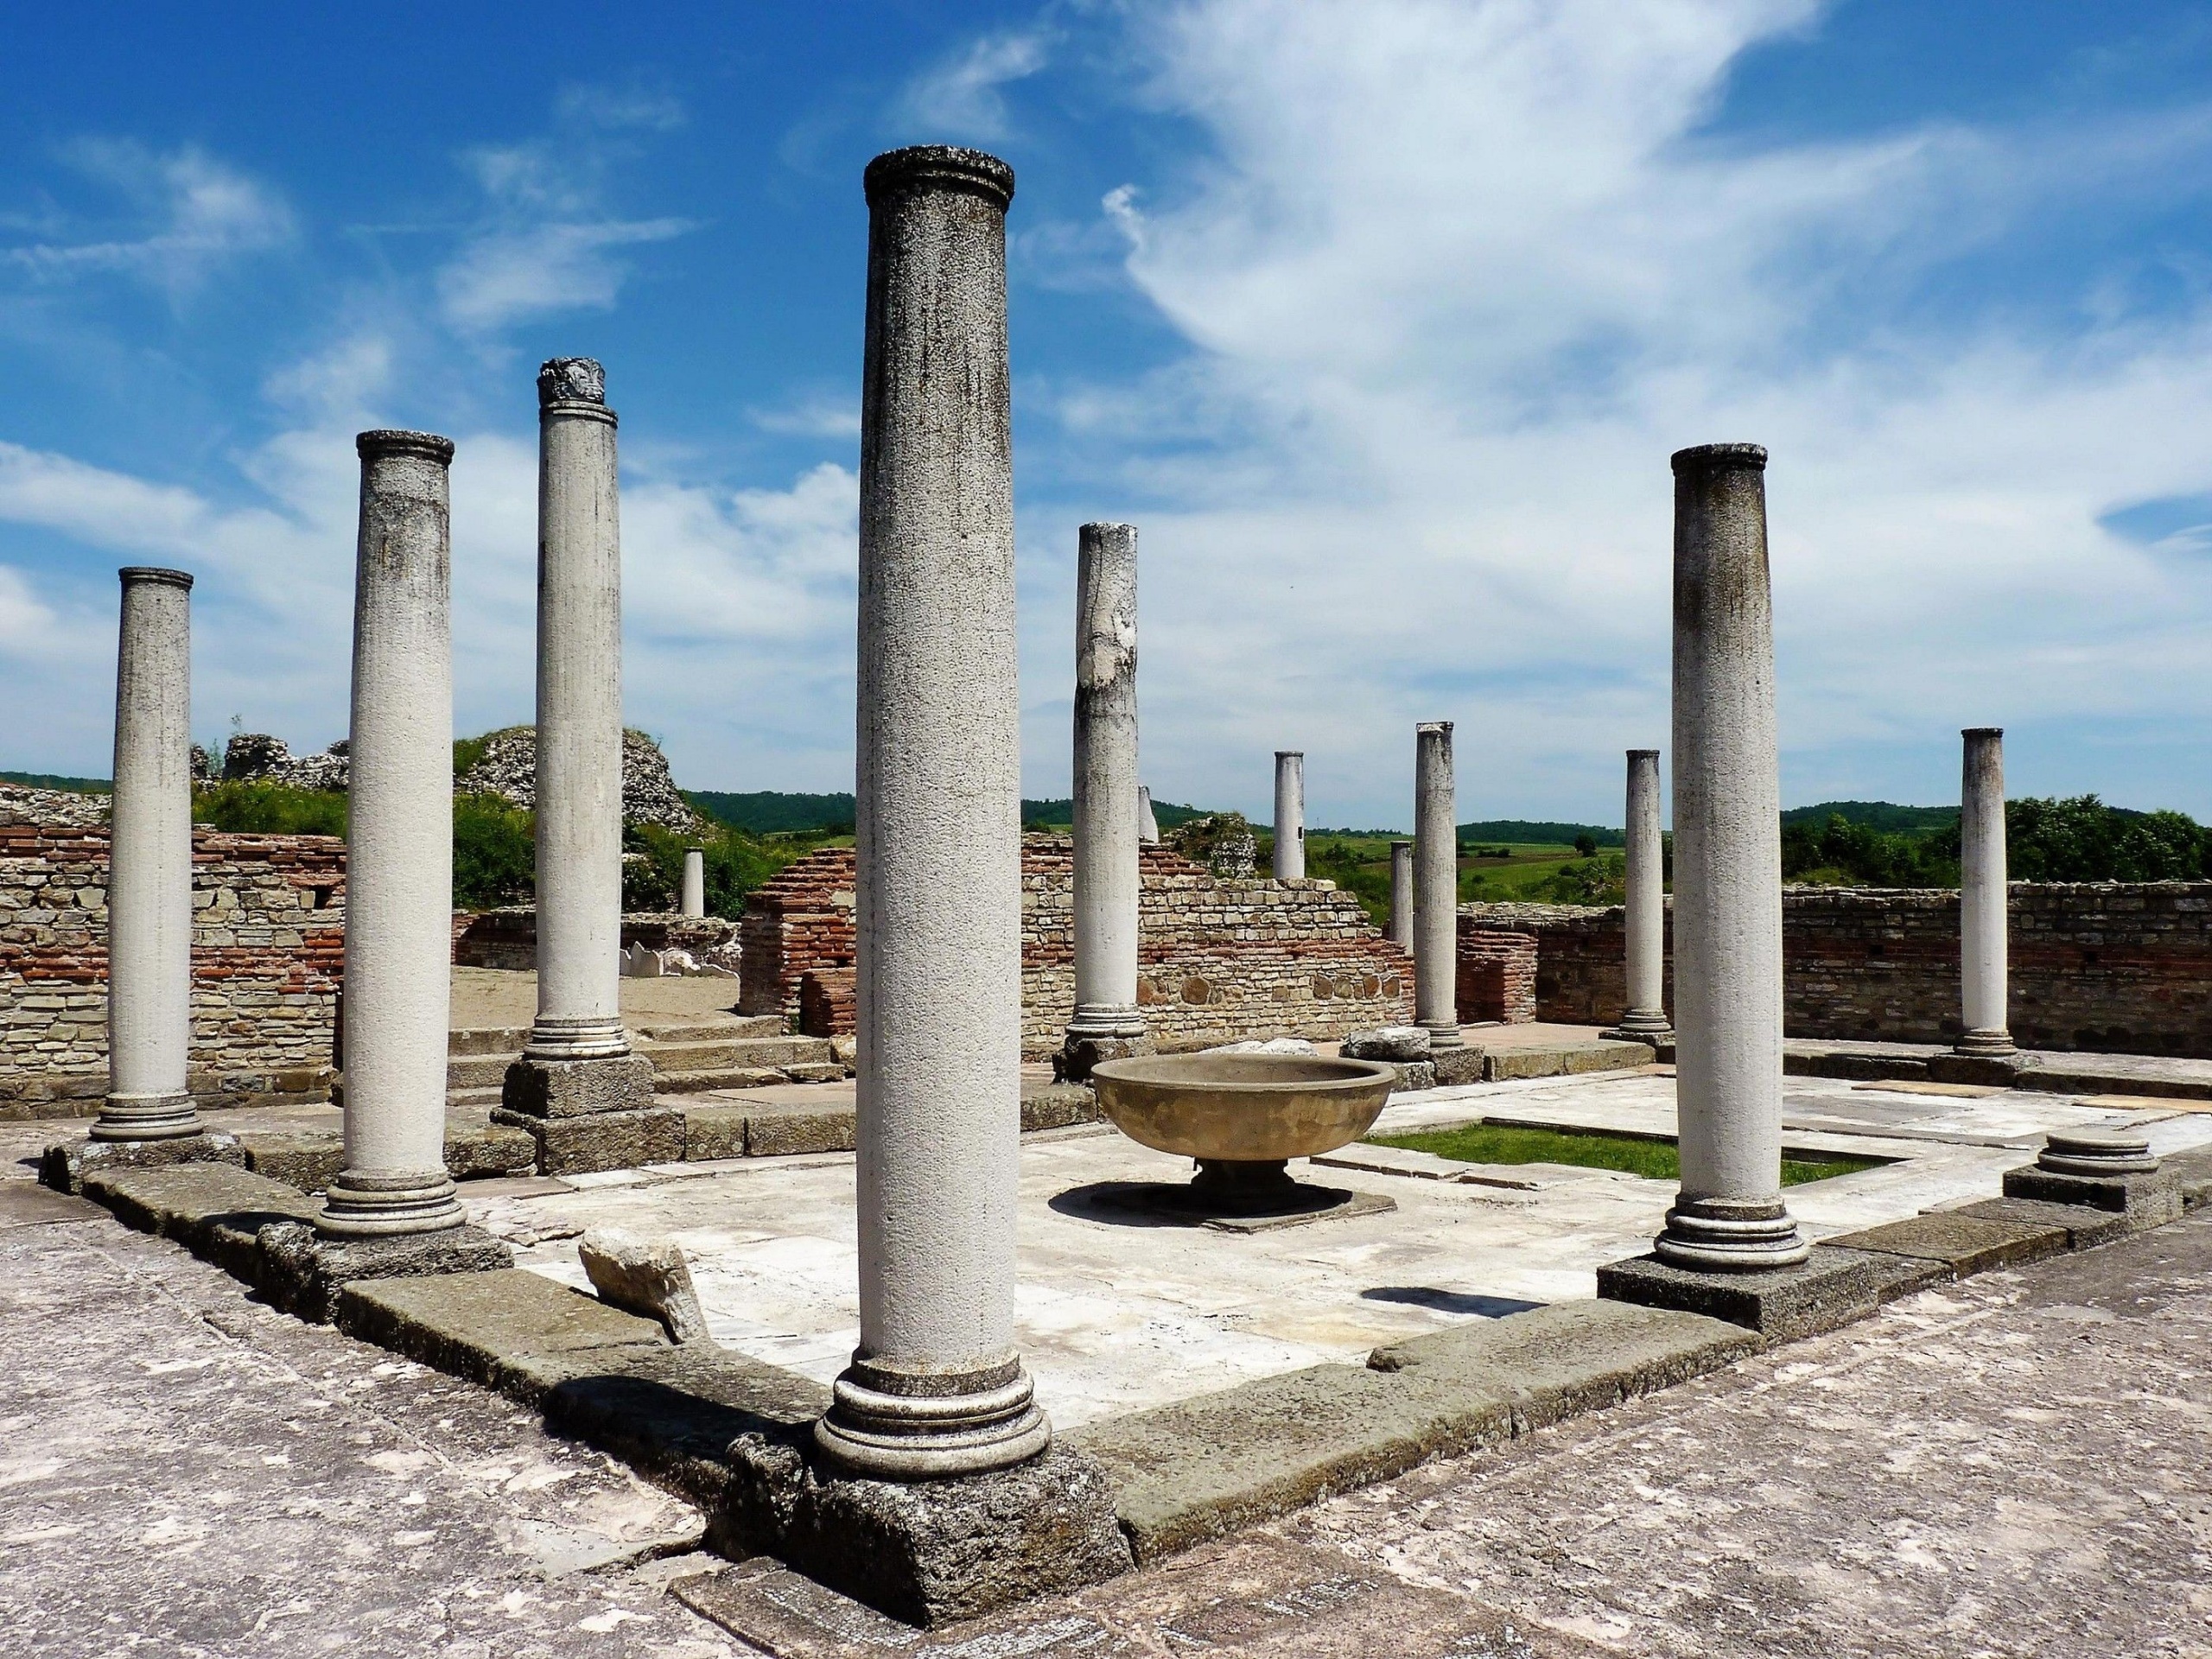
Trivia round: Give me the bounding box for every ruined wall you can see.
[747,838,1414,1055]
[1457,926,1538,1024]
[1462,885,2212,1057]
[0,822,345,1119]
[454,908,741,974]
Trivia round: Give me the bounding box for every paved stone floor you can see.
[3,1176,2205,1656]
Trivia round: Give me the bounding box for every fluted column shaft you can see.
[95,569,201,1142]
[1616,749,1671,1038]
[818,144,1047,1479]
[1656,442,1805,1269]
[321,431,465,1237]
[1067,522,1144,1046]
[1958,728,2013,1055]
[1273,752,1304,880]
[1414,722,1461,1049]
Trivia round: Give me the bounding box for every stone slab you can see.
[1595,1246,1935,1342]
[80,1160,320,1248]
[40,1131,245,1196]
[0,1180,103,1229]
[1827,1210,2072,1277]
[1019,1082,1101,1133]
[1364,1300,1761,1431]
[1851,1079,2004,1099]
[722,1436,1131,1626]
[499,1053,658,1120]
[1069,1362,1514,1562]
[1783,1042,1934,1083]
[2002,1163,2186,1228]
[681,1103,749,1162]
[742,1101,855,1158]
[490,1104,685,1175]
[443,1114,539,1179]
[260,1222,515,1324]
[1429,1047,1487,1087]
[235,1130,346,1193]
[1927,1052,2034,1088]
[2164,1146,2212,1209]
[1955,1195,2133,1249]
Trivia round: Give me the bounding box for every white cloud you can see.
[4,142,293,294]
[1020,0,2212,821]
[438,217,691,333]
[898,28,1052,142]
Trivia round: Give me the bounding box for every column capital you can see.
[118,566,193,591]
[356,429,454,465]
[1670,441,1766,474]
[864,144,1015,209]
[537,356,607,406]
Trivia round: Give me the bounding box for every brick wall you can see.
[745,837,1414,1057]
[1462,884,2212,1057]
[0,822,345,1119]
[1457,926,1538,1024]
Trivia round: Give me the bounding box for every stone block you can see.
[1428,1046,1486,1087]
[238,1130,346,1193]
[335,1266,669,1401]
[1366,1300,1760,1429]
[1953,1196,2133,1249]
[1391,1060,1438,1091]
[682,1103,749,1161]
[1596,1246,1932,1342]
[491,1104,685,1176]
[579,1227,711,1343]
[2164,1146,2212,1210]
[1342,1026,1429,1062]
[41,1131,245,1196]
[444,1114,539,1179]
[780,1062,847,1085]
[1827,1210,2071,1277]
[1927,1051,2033,1088]
[743,1103,855,1158]
[80,1160,316,1249]
[1999,1164,2184,1229]
[1019,1083,1099,1133]
[499,1053,658,1119]
[262,1222,515,1324]
[722,1437,1130,1626]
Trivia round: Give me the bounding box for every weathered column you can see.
[505,360,654,1121]
[93,568,202,1142]
[817,144,1048,1478]
[1137,785,1160,844]
[1656,443,1806,1268]
[1612,748,1672,1040]
[1273,752,1305,880]
[1061,521,1147,1077]
[1388,840,1414,951]
[320,431,467,1236]
[680,848,706,918]
[1957,727,2014,1056]
[1414,721,1462,1050]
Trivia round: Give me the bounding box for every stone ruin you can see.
[219,732,351,791]
[457,726,707,836]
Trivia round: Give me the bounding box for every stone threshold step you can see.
[1782,1039,2212,1101]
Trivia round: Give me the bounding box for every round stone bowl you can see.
[1089,1052,1398,1166]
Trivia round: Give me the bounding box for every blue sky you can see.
[4,1,2212,828]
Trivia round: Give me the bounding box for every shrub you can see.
[193,781,347,836]
[452,793,537,908]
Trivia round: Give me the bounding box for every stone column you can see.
[93,568,202,1142]
[505,360,655,1122]
[817,144,1048,1479]
[680,848,706,918]
[1957,727,2014,1056]
[1061,521,1147,1076]
[1414,721,1462,1050]
[1273,752,1305,880]
[1656,443,1806,1268]
[320,432,467,1236]
[1137,785,1160,844]
[1388,840,1414,951]
[1612,749,1672,1040]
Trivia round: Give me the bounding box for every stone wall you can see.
[1462,884,2212,1057]
[745,838,1414,1056]
[0,821,345,1119]
[454,908,741,975]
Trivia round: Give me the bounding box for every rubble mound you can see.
[457,728,706,836]
[0,782,109,829]
[220,734,350,792]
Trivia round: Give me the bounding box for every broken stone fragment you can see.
[579,1226,712,1344]
[1200,1037,1318,1057]
[1341,1026,1431,1062]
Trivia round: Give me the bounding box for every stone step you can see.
[448,1025,531,1058]
[448,1052,522,1090]
[654,1065,798,1096]
[635,1016,785,1043]
[634,1035,835,1071]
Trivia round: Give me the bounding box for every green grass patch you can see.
[1370,1122,1882,1185]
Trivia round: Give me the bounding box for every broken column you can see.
[1061,521,1147,1078]
[1137,785,1160,843]
[1611,748,1672,1041]
[1652,443,1806,1269]
[1414,721,1461,1050]
[818,144,1050,1478]
[1273,751,1305,880]
[503,359,656,1127]
[680,848,706,918]
[320,432,468,1237]
[1389,839,1414,951]
[1956,727,2014,1056]
[92,568,203,1143]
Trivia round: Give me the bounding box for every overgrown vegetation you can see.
[194,780,347,836]
[452,793,537,907]
[1782,796,2212,886]
[621,821,788,916]
[1370,1122,1881,1186]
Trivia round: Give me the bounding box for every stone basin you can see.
[1088,1053,1397,1215]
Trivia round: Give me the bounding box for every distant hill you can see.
[687,790,855,835]
[1781,801,1959,836]
[1019,798,1211,830]
[1456,819,1623,848]
[1,771,110,794]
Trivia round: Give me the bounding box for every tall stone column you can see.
[1273,752,1305,880]
[817,144,1048,1478]
[1957,727,2014,1056]
[1655,443,1806,1269]
[1414,721,1462,1050]
[1612,748,1672,1040]
[505,360,655,1122]
[93,568,202,1143]
[1388,840,1414,951]
[680,848,706,918]
[1137,785,1160,843]
[321,431,467,1236]
[1061,521,1147,1077]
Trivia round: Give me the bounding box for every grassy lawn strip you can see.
[1370,1122,1882,1186]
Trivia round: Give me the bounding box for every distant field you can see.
[1307,831,1624,925]
[1,771,110,794]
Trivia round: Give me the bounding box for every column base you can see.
[501,1052,658,1118]
[90,1090,205,1143]
[1609,1009,1674,1041]
[1421,1020,1465,1052]
[1953,1027,2018,1058]
[316,1166,467,1238]
[815,1354,1052,1480]
[522,1015,634,1064]
[1653,1195,1810,1270]
[1055,1007,1152,1082]
[1598,1244,1901,1342]
[2001,1130,2183,1229]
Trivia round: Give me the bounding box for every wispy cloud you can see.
[3,142,293,295]
[898,28,1052,142]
